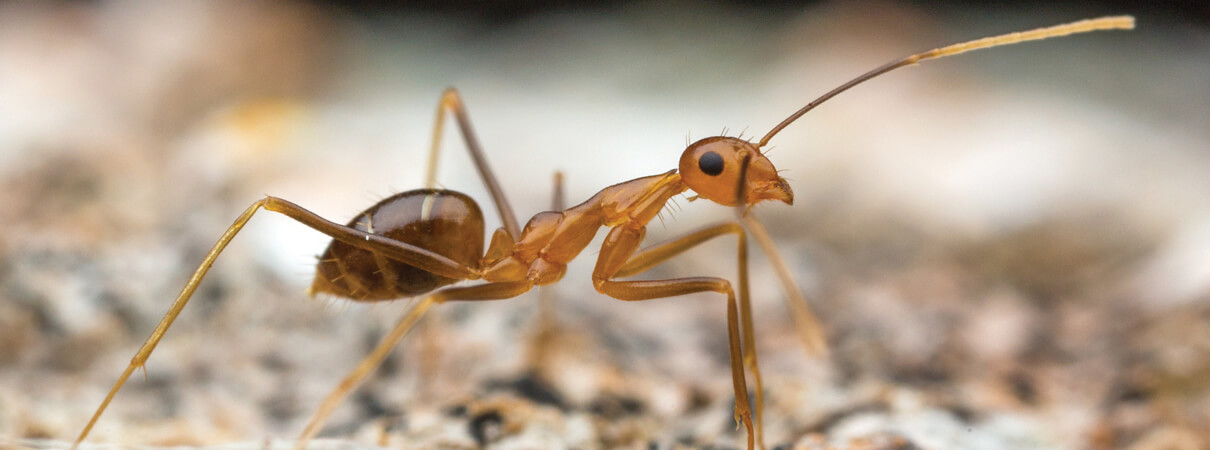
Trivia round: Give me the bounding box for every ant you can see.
[74,16,1133,450]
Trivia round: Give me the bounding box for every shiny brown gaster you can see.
[75,16,1133,450]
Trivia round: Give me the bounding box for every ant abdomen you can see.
[310,189,485,301]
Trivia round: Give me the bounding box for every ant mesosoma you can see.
[75,16,1133,449]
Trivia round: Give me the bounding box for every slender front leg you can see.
[296,281,533,447]
[741,213,828,356]
[592,225,756,450]
[425,87,521,239]
[618,216,830,447]
[613,222,768,449]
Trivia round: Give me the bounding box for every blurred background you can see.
[0,0,1207,448]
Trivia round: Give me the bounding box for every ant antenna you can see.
[758,15,1135,148]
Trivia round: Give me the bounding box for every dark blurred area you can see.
[319,0,1209,27]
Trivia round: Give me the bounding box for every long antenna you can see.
[758,15,1135,148]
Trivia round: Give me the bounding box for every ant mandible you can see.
[75,16,1134,450]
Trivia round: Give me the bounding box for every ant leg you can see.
[528,172,566,374]
[613,222,768,449]
[425,87,522,238]
[593,225,757,450]
[296,281,533,447]
[261,196,479,279]
[741,214,828,356]
[417,88,527,402]
[618,217,832,444]
[74,196,480,447]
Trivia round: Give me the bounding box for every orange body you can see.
[310,136,793,302]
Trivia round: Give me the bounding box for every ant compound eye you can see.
[698,151,724,176]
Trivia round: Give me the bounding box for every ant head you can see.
[678,136,792,207]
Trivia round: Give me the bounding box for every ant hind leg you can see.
[296,281,533,447]
[73,196,478,448]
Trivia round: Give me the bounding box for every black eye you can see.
[698,151,724,176]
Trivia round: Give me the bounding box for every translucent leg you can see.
[73,196,481,448]
[296,281,533,447]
